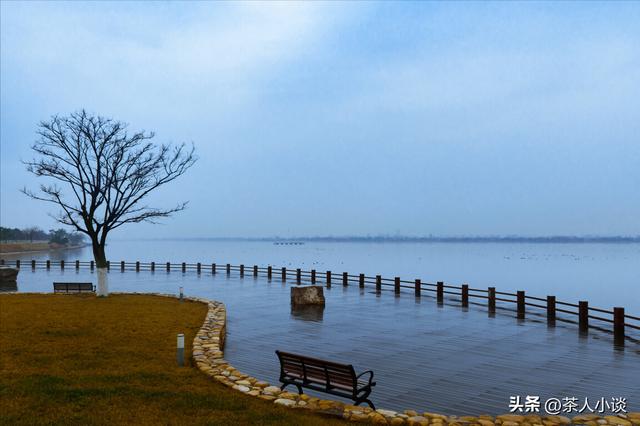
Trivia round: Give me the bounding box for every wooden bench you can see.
[53,282,95,293]
[276,350,376,409]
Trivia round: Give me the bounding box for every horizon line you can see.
[110,234,640,243]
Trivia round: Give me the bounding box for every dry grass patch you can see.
[0,242,52,253]
[0,294,343,425]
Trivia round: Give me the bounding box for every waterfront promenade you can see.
[4,260,639,415]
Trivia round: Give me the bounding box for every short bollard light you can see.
[177,333,185,366]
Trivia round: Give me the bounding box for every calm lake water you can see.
[4,240,639,312]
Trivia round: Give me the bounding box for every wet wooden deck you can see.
[221,279,639,414]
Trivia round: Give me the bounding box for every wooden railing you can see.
[2,258,638,344]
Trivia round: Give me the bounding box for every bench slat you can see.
[278,351,354,370]
[53,282,95,293]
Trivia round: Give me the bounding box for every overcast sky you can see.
[1,1,639,238]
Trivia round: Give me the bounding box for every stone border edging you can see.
[187,295,639,426]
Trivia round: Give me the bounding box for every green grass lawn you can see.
[0,294,343,425]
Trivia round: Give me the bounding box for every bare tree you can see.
[24,226,41,243]
[23,110,197,296]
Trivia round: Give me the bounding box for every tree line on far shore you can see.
[0,226,85,245]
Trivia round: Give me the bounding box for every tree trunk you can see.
[92,239,109,297]
[97,267,108,297]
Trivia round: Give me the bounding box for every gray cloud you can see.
[1,2,639,238]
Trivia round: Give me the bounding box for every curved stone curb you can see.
[187,296,639,426]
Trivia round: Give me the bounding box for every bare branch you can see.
[23,110,197,259]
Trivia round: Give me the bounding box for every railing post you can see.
[267,266,272,279]
[296,268,301,283]
[150,261,155,272]
[136,261,140,272]
[121,261,125,272]
[32,259,36,269]
[75,260,80,270]
[16,260,21,269]
[90,260,94,270]
[437,281,444,303]
[212,263,216,274]
[182,262,186,273]
[376,275,381,294]
[415,279,421,297]
[394,277,400,295]
[547,296,556,322]
[226,264,230,274]
[311,269,316,284]
[488,287,496,313]
[461,284,469,307]
[342,272,348,287]
[166,262,170,272]
[240,264,244,277]
[60,260,65,270]
[46,259,51,269]
[0,259,4,265]
[253,265,258,277]
[614,307,625,343]
[281,267,286,282]
[326,271,331,288]
[107,260,110,270]
[197,262,201,274]
[517,291,525,319]
[359,274,365,288]
[579,301,589,332]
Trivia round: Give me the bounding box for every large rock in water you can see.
[291,286,325,306]
[0,266,18,283]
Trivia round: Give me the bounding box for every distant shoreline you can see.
[112,236,640,244]
[0,242,89,255]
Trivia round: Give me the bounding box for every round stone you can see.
[407,416,429,426]
[604,417,632,426]
[368,412,388,424]
[274,398,297,407]
[498,415,525,423]
[378,409,399,418]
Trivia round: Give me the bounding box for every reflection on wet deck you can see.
[8,269,640,415]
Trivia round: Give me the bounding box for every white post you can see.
[97,267,109,297]
[179,286,183,302]
[177,333,184,366]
